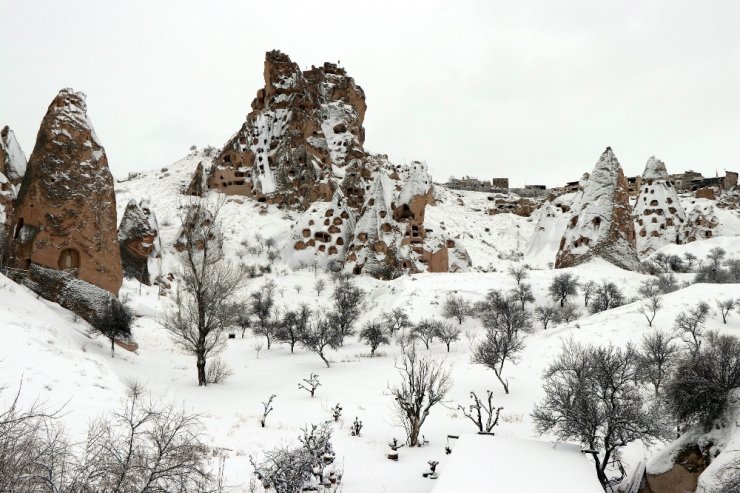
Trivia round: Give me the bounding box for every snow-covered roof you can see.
[432,434,603,493]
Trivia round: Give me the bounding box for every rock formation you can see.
[118,199,162,285]
[10,88,123,295]
[287,188,355,269]
[681,203,719,242]
[633,157,686,255]
[0,126,27,262]
[555,147,640,270]
[212,51,467,277]
[209,50,366,209]
[185,161,206,196]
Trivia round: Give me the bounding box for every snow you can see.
[1,126,28,181]
[431,434,603,493]
[2,148,740,492]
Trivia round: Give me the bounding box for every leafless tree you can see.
[638,330,679,396]
[511,282,535,311]
[261,394,276,428]
[93,297,134,358]
[411,319,438,349]
[442,293,471,324]
[457,390,502,433]
[581,280,596,307]
[391,345,452,446]
[557,302,580,323]
[300,314,341,368]
[382,308,411,335]
[675,301,710,354]
[507,265,528,286]
[716,298,736,324]
[161,198,244,386]
[640,294,663,327]
[359,320,390,356]
[276,304,311,353]
[298,373,321,398]
[435,321,461,352]
[549,273,579,307]
[314,277,326,297]
[329,279,364,342]
[250,279,277,349]
[534,305,558,330]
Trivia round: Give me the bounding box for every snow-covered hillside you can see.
[2,152,740,492]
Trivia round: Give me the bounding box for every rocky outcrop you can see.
[487,196,539,217]
[10,89,123,295]
[174,203,222,255]
[286,188,355,269]
[0,126,27,263]
[118,199,161,285]
[555,147,640,270]
[633,157,686,255]
[681,203,719,242]
[185,161,207,196]
[208,50,367,209]
[695,187,716,200]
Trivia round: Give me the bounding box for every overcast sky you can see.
[1,1,739,187]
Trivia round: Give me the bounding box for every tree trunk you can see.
[408,418,421,447]
[197,349,207,386]
[494,369,509,394]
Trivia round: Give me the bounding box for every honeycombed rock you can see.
[633,157,687,255]
[118,199,162,285]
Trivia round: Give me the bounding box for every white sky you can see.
[1,0,739,187]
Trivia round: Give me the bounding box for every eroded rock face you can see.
[185,161,207,196]
[682,203,719,242]
[0,126,27,263]
[209,50,367,209]
[118,199,161,285]
[555,147,640,270]
[633,157,686,255]
[10,89,123,295]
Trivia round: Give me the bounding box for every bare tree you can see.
[507,265,528,286]
[300,314,341,368]
[435,321,461,352]
[329,279,364,342]
[359,320,390,356]
[261,394,276,427]
[457,390,502,433]
[532,341,667,489]
[716,298,736,324]
[298,373,321,398]
[411,319,438,350]
[391,345,452,446]
[675,301,710,354]
[557,302,580,323]
[589,280,625,313]
[638,330,679,396]
[534,305,558,330]
[382,308,411,336]
[442,294,471,324]
[511,282,535,311]
[314,278,326,297]
[549,273,579,307]
[581,280,596,307]
[640,294,662,327]
[162,201,243,386]
[472,290,531,394]
[250,280,277,349]
[276,304,311,353]
[93,297,134,357]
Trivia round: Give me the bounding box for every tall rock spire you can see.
[11,88,123,295]
[555,147,640,270]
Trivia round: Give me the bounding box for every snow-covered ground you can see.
[2,154,740,492]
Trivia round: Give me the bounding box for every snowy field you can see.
[2,155,740,492]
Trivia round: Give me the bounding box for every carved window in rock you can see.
[59,248,80,271]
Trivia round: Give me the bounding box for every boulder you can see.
[10,88,123,295]
[118,199,162,285]
[633,157,687,255]
[555,147,640,270]
[0,125,27,263]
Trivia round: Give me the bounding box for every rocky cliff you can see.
[118,199,161,285]
[10,88,123,295]
[0,125,28,263]
[555,147,640,270]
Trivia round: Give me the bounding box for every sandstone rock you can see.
[208,50,367,209]
[286,188,355,269]
[10,89,123,295]
[633,157,686,255]
[681,203,719,242]
[0,125,27,263]
[694,187,716,200]
[487,196,539,216]
[555,147,640,270]
[118,199,162,285]
[174,203,222,255]
[185,161,207,196]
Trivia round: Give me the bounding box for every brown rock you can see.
[118,199,161,285]
[185,161,207,196]
[694,187,716,200]
[10,89,123,295]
